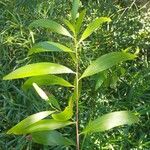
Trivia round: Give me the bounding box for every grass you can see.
[0,0,150,149]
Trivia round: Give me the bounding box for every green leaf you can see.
[32,130,75,146]
[32,83,61,110]
[52,98,73,121]
[33,83,49,100]
[71,0,80,22]
[3,62,75,80]
[7,111,55,135]
[75,9,86,34]
[47,94,61,110]
[82,111,139,134]
[95,72,106,90]
[80,52,136,79]
[28,41,74,55]
[23,119,74,134]
[79,17,111,42]
[64,19,75,35]
[29,19,72,38]
[22,75,74,90]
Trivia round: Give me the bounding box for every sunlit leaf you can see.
[79,17,111,42]
[64,19,75,34]
[3,63,75,80]
[28,41,74,55]
[23,119,74,133]
[32,130,75,146]
[7,111,55,135]
[22,75,74,90]
[71,0,80,22]
[75,9,86,34]
[33,83,49,100]
[52,98,74,121]
[32,83,61,110]
[29,19,72,38]
[80,52,136,79]
[82,111,139,134]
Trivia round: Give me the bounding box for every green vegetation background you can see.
[0,0,149,149]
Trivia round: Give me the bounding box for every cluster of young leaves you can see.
[3,0,139,148]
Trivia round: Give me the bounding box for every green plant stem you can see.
[74,37,80,150]
[81,133,87,150]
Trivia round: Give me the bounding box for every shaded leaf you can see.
[22,75,74,90]
[47,94,61,110]
[52,98,73,121]
[28,41,74,55]
[32,130,75,146]
[75,9,86,34]
[80,52,136,79]
[71,0,80,22]
[23,119,74,133]
[79,17,111,42]
[95,72,106,90]
[7,111,55,135]
[82,111,139,134]
[72,76,82,101]
[29,19,72,38]
[3,63,74,80]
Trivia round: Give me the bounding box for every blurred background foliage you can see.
[0,0,150,149]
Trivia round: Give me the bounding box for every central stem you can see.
[74,37,80,150]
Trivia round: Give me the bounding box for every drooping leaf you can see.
[7,111,55,135]
[32,83,61,110]
[75,9,86,34]
[82,111,139,134]
[52,97,74,121]
[64,19,75,35]
[79,17,111,42]
[28,41,74,55]
[33,83,49,100]
[32,130,75,146]
[29,19,72,38]
[80,52,136,79]
[23,119,74,134]
[3,62,75,80]
[22,75,73,90]
[47,94,61,110]
[95,72,106,90]
[71,0,80,22]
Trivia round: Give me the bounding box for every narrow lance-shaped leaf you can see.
[3,62,75,80]
[32,130,75,146]
[29,19,72,38]
[82,111,139,134]
[71,0,80,22]
[47,94,61,110]
[7,111,55,135]
[95,72,106,90]
[80,52,137,79]
[75,9,86,34]
[52,97,74,121]
[32,83,60,110]
[28,41,74,55]
[22,75,74,90]
[33,83,49,100]
[79,17,111,42]
[23,119,74,134]
[64,19,75,35]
